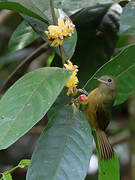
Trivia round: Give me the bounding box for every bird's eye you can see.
[108,78,112,82]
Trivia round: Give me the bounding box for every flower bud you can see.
[78,94,88,105]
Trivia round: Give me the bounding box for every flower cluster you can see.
[45,17,75,47]
[64,60,79,95]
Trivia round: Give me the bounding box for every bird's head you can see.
[94,75,119,93]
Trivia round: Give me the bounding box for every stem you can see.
[50,0,57,25]
[59,46,65,65]
[0,43,50,94]
[62,46,69,62]
[49,0,66,66]
[7,166,19,174]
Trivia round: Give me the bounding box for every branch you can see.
[0,43,50,95]
[59,46,66,65]
[49,0,66,65]
[50,0,57,25]
[0,10,18,24]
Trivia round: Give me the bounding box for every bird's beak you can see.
[93,77,98,80]
[94,77,107,84]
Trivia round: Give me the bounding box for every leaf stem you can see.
[7,166,19,174]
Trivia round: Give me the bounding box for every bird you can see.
[85,75,119,161]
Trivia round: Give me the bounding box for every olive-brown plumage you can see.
[85,75,118,160]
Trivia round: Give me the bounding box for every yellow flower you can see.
[58,17,75,37]
[64,18,75,36]
[64,60,78,71]
[45,25,63,47]
[50,38,63,47]
[45,25,62,39]
[64,60,79,95]
[58,17,65,29]
[45,17,75,47]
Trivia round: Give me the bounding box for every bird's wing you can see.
[96,103,110,131]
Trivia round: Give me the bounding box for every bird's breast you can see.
[85,88,102,130]
[85,88,112,130]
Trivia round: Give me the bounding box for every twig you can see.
[50,0,57,25]
[59,46,65,65]
[0,43,50,95]
[62,46,69,62]
[0,10,18,24]
[49,0,66,66]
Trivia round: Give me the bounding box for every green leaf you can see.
[84,44,135,106]
[62,30,77,59]
[98,153,120,180]
[18,159,30,168]
[71,3,122,85]
[2,173,12,180]
[21,14,48,44]
[8,21,39,53]
[0,1,48,23]
[26,105,93,180]
[93,132,120,180]
[0,67,72,150]
[120,2,135,35]
[31,0,121,15]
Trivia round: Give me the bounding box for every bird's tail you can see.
[96,130,114,161]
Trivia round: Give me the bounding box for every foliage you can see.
[93,132,120,180]
[120,1,135,35]
[0,159,30,180]
[0,0,135,180]
[27,105,93,180]
[0,67,72,149]
[8,20,39,53]
[84,44,135,106]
